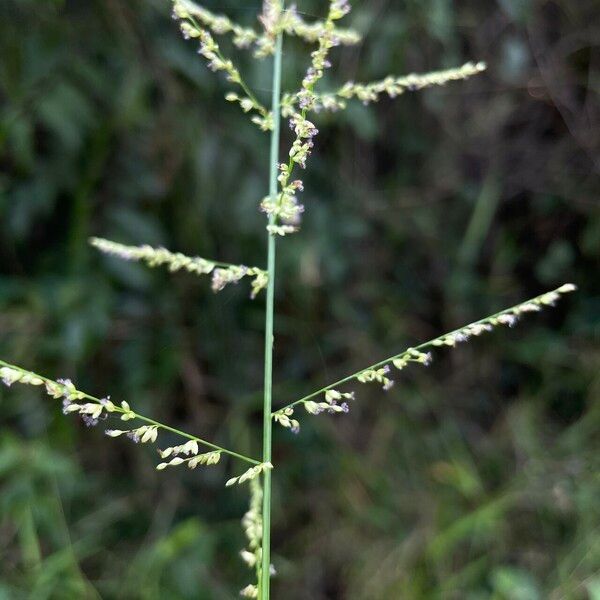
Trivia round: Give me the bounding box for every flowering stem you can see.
[274,285,576,414]
[0,359,259,465]
[261,15,284,600]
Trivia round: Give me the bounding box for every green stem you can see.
[0,359,259,465]
[261,19,284,600]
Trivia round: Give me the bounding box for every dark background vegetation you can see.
[1,0,598,598]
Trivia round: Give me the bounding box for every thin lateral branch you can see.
[273,284,577,420]
[0,359,260,466]
[283,61,488,113]
[172,2,272,129]
[90,238,268,298]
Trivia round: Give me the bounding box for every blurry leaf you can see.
[491,566,541,600]
[588,578,600,600]
[499,37,530,82]
[36,82,95,151]
[498,0,532,24]
[535,240,575,285]
[429,495,512,560]
[430,460,483,499]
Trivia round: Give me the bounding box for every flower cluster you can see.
[279,4,360,47]
[172,4,272,128]
[353,349,431,392]
[173,0,360,62]
[272,407,300,433]
[267,0,352,236]
[1,366,45,388]
[261,165,306,234]
[63,395,119,428]
[106,424,159,444]
[239,478,271,599]
[240,583,259,598]
[273,389,354,434]
[305,389,354,415]
[295,5,348,112]
[226,462,273,487]
[195,29,241,82]
[0,364,133,429]
[392,349,433,370]
[90,238,268,298]
[356,366,395,390]
[172,0,258,49]
[156,445,222,471]
[272,284,577,432]
[225,92,273,131]
[288,114,319,166]
[255,0,283,57]
[211,265,268,300]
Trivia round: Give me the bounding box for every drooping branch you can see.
[272,284,577,432]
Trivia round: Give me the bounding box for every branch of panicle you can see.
[0,360,264,476]
[172,2,273,131]
[272,284,577,433]
[90,238,268,299]
[284,61,488,113]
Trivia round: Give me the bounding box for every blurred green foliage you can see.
[0,0,598,598]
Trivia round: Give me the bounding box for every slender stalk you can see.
[261,19,284,600]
